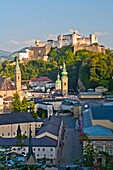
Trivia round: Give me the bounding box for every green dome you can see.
[56,73,61,84]
[56,79,61,84]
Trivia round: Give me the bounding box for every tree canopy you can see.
[1,46,113,92]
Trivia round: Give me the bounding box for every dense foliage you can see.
[0,46,113,92]
[11,92,37,119]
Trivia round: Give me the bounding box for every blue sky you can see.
[0,0,113,52]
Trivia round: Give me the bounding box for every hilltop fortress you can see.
[11,31,105,62]
[36,31,105,54]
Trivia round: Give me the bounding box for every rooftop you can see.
[84,125,113,137]
[37,115,62,137]
[0,112,35,125]
[82,108,92,128]
[0,136,58,147]
[0,77,15,90]
[91,106,113,122]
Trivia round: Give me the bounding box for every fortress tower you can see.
[61,63,68,95]
[58,35,63,48]
[55,72,61,91]
[14,57,21,92]
[90,34,98,45]
[72,32,78,46]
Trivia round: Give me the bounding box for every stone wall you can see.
[74,44,105,54]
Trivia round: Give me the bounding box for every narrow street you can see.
[58,116,83,169]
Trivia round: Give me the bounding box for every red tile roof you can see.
[29,76,51,82]
[0,77,15,90]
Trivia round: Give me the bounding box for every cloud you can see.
[95,32,111,37]
[10,40,20,45]
[44,33,57,40]
[69,29,80,35]
[22,39,35,45]
[10,39,35,46]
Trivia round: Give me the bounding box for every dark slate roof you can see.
[37,115,62,137]
[0,137,57,147]
[83,100,101,107]
[43,115,62,127]
[91,106,113,122]
[33,98,63,104]
[52,93,63,97]
[37,124,59,136]
[0,77,15,90]
[0,112,35,125]
[84,125,113,137]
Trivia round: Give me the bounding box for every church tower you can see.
[14,57,21,92]
[55,72,61,91]
[61,63,68,95]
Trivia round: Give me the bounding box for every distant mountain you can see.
[0,50,12,63]
[0,50,11,57]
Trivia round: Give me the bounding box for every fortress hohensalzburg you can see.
[35,31,105,54]
[11,31,105,62]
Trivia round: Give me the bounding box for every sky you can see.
[0,0,113,52]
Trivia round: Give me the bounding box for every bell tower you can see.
[55,72,61,91]
[14,57,21,92]
[61,63,68,95]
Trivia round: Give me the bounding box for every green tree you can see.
[21,97,28,112]
[11,92,21,112]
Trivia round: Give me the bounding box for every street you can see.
[58,115,83,169]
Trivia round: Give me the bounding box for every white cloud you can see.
[10,40,20,45]
[44,33,57,40]
[95,32,110,37]
[22,39,35,45]
[69,29,80,35]
[9,39,35,46]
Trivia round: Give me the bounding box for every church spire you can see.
[16,56,20,70]
[61,62,68,95]
[17,125,21,136]
[55,68,61,91]
[62,62,68,78]
[26,127,36,164]
[14,56,21,92]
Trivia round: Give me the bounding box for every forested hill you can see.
[0,46,113,92]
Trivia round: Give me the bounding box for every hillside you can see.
[0,50,11,57]
[0,46,113,92]
[0,50,11,63]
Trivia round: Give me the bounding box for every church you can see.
[55,63,68,96]
[0,57,21,99]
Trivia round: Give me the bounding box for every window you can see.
[23,148,25,151]
[2,133,4,136]
[44,154,46,157]
[37,154,39,157]
[14,132,16,135]
[34,148,35,151]
[24,131,26,134]
[106,149,112,154]
[50,148,53,151]
[8,133,10,136]
[51,155,53,157]
[43,148,45,151]
[38,148,40,151]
